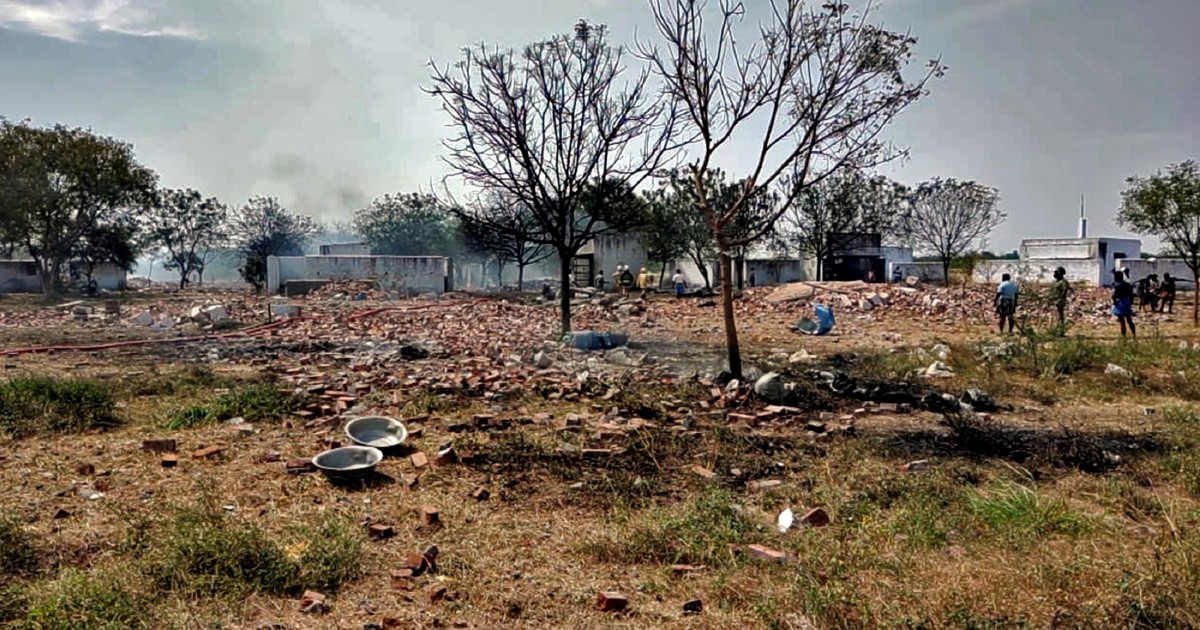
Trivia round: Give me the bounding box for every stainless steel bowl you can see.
[344,416,408,449]
[313,445,384,480]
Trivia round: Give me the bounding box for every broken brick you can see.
[596,591,628,612]
[670,564,701,576]
[410,452,428,469]
[74,463,95,476]
[745,544,788,564]
[426,584,448,605]
[368,524,395,540]
[420,505,440,526]
[471,486,491,501]
[52,507,70,520]
[433,445,458,466]
[142,439,176,453]
[403,553,429,576]
[191,445,224,460]
[683,599,703,614]
[800,507,831,528]
[690,465,716,479]
[286,458,317,474]
[160,453,178,468]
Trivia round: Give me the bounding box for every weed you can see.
[0,377,120,437]
[1161,404,1200,425]
[968,481,1091,540]
[124,365,232,397]
[165,404,215,430]
[148,506,298,597]
[0,513,38,577]
[583,487,764,567]
[294,517,366,593]
[18,569,147,630]
[401,390,454,416]
[165,382,301,429]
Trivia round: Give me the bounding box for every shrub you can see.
[295,517,366,593]
[0,513,38,577]
[968,481,1091,540]
[0,377,120,437]
[18,569,146,630]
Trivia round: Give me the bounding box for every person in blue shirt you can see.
[994,273,1019,334]
[1112,268,1136,338]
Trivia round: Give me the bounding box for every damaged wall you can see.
[973,259,1102,286]
[267,255,450,294]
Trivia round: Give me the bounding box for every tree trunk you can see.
[496,259,504,288]
[1193,269,1198,327]
[816,256,824,282]
[558,253,573,335]
[196,267,205,287]
[660,258,670,289]
[718,249,742,378]
[517,263,526,291]
[38,258,55,296]
[942,257,952,287]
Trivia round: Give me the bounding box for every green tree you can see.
[150,188,229,289]
[637,0,941,377]
[230,196,318,292]
[782,171,908,280]
[0,119,157,294]
[353,193,457,257]
[428,19,682,334]
[72,220,141,291]
[905,178,1005,286]
[1118,160,1200,325]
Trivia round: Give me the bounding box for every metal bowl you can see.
[344,416,408,449]
[313,446,384,480]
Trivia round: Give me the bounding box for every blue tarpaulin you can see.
[794,304,835,336]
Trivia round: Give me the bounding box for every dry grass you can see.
[0,290,1199,628]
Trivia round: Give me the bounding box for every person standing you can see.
[1048,267,1073,331]
[594,269,606,292]
[1159,272,1177,313]
[892,265,903,284]
[672,269,687,297]
[618,266,634,297]
[1112,268,1137,338]
[994,273,1019,334]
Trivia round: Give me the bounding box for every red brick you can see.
[368,524,395,540]
[160,453,178,468]
[52,507,70,520]
[420,505,440,526]
[427,584,448,605]
[191,445,224,460]
[745,544,787,564]
[403,553,429,576]
[471,486,491,501]
[597,591,628,612]
[410,452,428,469]
[142,439,176,453]
[286,458,317,474]
[799,507,830,528]
[75,463,95,476]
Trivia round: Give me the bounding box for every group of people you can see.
[994,267,1178,338]
[595,264,690,298]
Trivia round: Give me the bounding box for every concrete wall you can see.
[974,259,1103,286]
[1118,258,1197,288]
[267,255,450,294]
[319,242,371,256]
[901,262,948,284]
[744,258,806,286]
[0,261,41,293]
[89,262,128,291]
[1020,237,1141,286]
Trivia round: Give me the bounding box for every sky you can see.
[0,0,1196,252]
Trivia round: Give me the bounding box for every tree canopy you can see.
[230,196,318,291]
[905,177,1005,285]
[353,193,457,257]
[150,188,229,289]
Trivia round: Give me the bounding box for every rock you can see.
[922,362,954,378]
[1105,364,1133,378]
[597,591,629,612]
[777,508,794,533]
[799,507,830,528]
[748,479,783,490]
[533,351,552,369]
[960,389,998,412]
[188,305,208,323]
[754,372,786,404]
[202,305,228,323]
[270,303,302,318]
[932,343,952,360]
[129,311,154,326]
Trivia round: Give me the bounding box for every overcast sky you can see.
[1,0,1196,251]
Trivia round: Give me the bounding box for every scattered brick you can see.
[191,445,224,460]
[745,544,788,564]
[286,458,317,474]
[161,453,178,468]
[426,584,448,605]
[368,524,395,540]
[410,452,429,469]
[800,507,831,528]
[471,486,491,501]
[420,505,440,526]
[142,439,176,453]
[597,591,628,612]
[74,463,95,476]
[52,507,70,520]
[403,553,429,576]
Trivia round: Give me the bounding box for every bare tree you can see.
[781,170,907,280]
[452,192,552,290]
[906,178,1005,285]
[427,19,683,334]
[638,0,942,377]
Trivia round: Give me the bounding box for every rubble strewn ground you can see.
[2,281,1200,628]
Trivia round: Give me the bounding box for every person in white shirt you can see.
[994,273,1019,334]
[672,269,687,297]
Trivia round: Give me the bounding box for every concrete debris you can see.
[922,361,955,378]
[753,372,786,404]
[1105,364,1133,378]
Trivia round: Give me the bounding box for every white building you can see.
[318,241,371,256]
[266,255,453,295]
[974,237,1141,287]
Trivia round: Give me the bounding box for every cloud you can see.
[0,0,203,42]
[926,0,1040,31]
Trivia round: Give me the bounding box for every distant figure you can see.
[672,269,687,297]
[1137,273,1160,312]
[749,269,756,288]
[867,269,876,283]
[1048,267,1073,330]
[636,267,651,298]
[594,270,606,292]
[994,273,1019,334]
[541,282,555,301]
[892,266,903,284]
[1112,269,1136,338]
[1159,272,1177,314]
[619,266,634,296]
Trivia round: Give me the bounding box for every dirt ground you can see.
[3,283,1200,629]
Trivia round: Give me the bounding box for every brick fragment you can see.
[410,452,428,469]
[75,463,95,476]
[597,591,628,612]
[799,507,831,528]
[52,507,70,520]
[745,544,788,564]
[161,453,178,468]
[471,486,490,501]
[191,445,224,460]
[286,458,317,474]
[142,439,176,453]
[368,524,395,540]
[683,599,703,614]
[420,505,440,526]
[426,584,448,605]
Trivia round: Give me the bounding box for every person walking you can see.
[994,273,1019,334]
[672,269,687,297]
[1159,272,1177,313]
[1048,267,1073,331]
[618,266,634,297]
[1112,268,1137,338]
